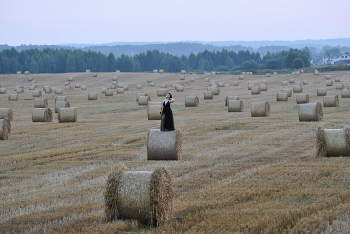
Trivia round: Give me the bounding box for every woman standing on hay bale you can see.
[161,93,175,131]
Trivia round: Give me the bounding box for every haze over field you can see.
[1,0,350,46]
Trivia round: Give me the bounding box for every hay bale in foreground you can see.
[323,95,339,107]
[317,88,327,96]
[34,98,48,108]
[139,96,151,106]
[148,104,162,120]
[341,90,350,98]
[225,96,239,106]
[316,127,350,157]
[228,100,244,112]
[298,103,323,122]
[251,101,270,117]
[9,94,19,101]
[58,107,77,123]
[204,91,214,99]
[277,92,288,101]
[55,101,70,113]
[185,96,199,107]
[88,93,97,100]
[296,94,309,104]
[32,108,53,122]
[336,84,344,90]
[157,89,168,97]
[147,129,182,160]
[104,165,173,226]
[0,108,13,121]
[0,118,11,140]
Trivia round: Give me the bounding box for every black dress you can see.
[160,100,175,131]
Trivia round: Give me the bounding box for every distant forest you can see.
[0,47,311,74]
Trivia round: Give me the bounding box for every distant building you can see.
[328,52,350,64]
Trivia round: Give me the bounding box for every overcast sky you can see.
[1,0,349,46]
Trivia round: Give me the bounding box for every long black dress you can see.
[160,100,175,131]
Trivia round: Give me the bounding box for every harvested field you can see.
[1,71,350,233]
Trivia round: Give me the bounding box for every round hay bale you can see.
[137,85,143,90]
[0,108,13,121]
[341,90,350,98]
[0,88,7,94]
[180,76,185,80]
[68,77,73,81]
[55,101,70,113]
[295,71,301,76]
[314,70,319,75]
[0,118,11,140]
[93,73,97,77]
[251,101,270,117]
[207,87,220,95]
[64,81,70,86]
[147,78,153,83]
[118,84,124,88]
[159,70,164,74]
[224,84,230,87]
[281,81,288,86]
[204,77,210,82]
[181,70,186,74]
[298,102,323,122]
[148,104,162,120]
[138,96,151,106]
[282,89,292,97]
[110,85,117,89]
[228,100,244,112]
[273,72,278,75]
[17,71,21,74]
[326,80,333,86]
[16,88,24,93]
[239,75,244,80]
[101,88,107,93]
[176,86,184,92]
[336,84,344,90]
[136,93,148,102]
[210,82,218,88]
[51,88,57,93]
[316,127,350,157]
[247,83,254,90]
[153,70,158,73]
[325,75,331,79]
[266,73,271,77]
[24,71,30,75]
[289,79,295,83]
[323,95,339,107]
[277,92,288,101]
[335,78,341,82]
[33,90,42,97]
[161,84,167,88]
[58,107,77,123]
[261,80,267,84]
[189,78,194,82]
[295,81,302,86]
[112,77,117,81]
[81,85,87,90]
[55,88,63,94]
[157,89,168,97]
[293,85,303,93]
[147,129,182,160]
[86,70,91,72]
[112,81,117,85]
[123,85,129,91]
[303,80,309,85]
[55,96,67,102]
[204,91,214,99]
[104,165,173,226]
[65,86,72,90]
[105,90,114,96]
[317,88,327,96]
[296,94,309,104]
[251,86,261,95]
[185,96,199,107]
[44,87,52,93]
[8,94,19,101]
[233,81,239,86]
[28,76,33,81]
[88,93,98,100]
[34,98,48,108]
[260,85,268,91]
[117,88,124,94]
[150,82,155,87]
[241,72,246,75]
[218,82,225,87]
[225,96,239,106]
[32,108,53,122]
[29,86,36,90]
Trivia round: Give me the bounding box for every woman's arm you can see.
[169,98,174,103]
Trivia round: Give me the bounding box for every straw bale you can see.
[176,86,184,92]
[210,82,218,88]
[266,73,271,77]
[117,88,124,94]
[335,78,341,82]
[325,75,331,79]
[9,94,19,101]
[0,118,11,140]
[293,85,303,93]
[86,70,91,72]
[157,89,168,97]
[205,78,210,82]
[228,100,244,112]
[224,84,229,87]
[55,96,67,102]
[117,84,124,88]
[34,98,48,108]
[317,88,327,96]
[218,82,225,87]
[295,81,302,86]
[44,87,52,93]
[314,70,319,75]
[81,85,87,90]
[68,77,73,81]
[261,80,267,84]
[29,86,35,90]
[251,101,270,117]
[55,101,70,113]
[277,92,288,101]
[161,84,167,88]
[147,78,153,83]
[159,70,164,74]
[281,81,288,86]
[93,73,97,77]
[0,88,6,94]
[88,93,97,100]
[33,90,42,97]
[207,87,220,95]
[17,71,21,74]
[58,107,77,123]
[123,85,129,91]
[24,71,30,75]
[282,89,292,97]
[138,96,151,106]
[105,90,113,96]
[110,85,117,89]
[251,86,261,95]
[189,77,194,82]
[147,129,182,160]
[112,77,117,81]
[32,108,53,122]
[55,88,63,94]
[336,84,344,90]
[239,75,244,80]
[64,81,70,86]
[185,96,199,107]
[148,104,162,120]
[150,82,155,87]
[180,76,185,80]
[247,83,254,90]
[181,70,186,74]
[28,76,33,81]
[204,91,214,99]
[0,108,13,121]
[16,88,24,93]
[316,127,350,157]
[101,88,107,93]
[323,95,339,107]
[65,86,72,90]
[296,94,309,104]
[289,79,295,83]
[52,88,56,93]
[303,80,309,85]
[116,70,120,73]
[295,71,301,76]
[137,85,142,89]
[273,72,278,75]
[136,93,148,102]
[241,72,246,75]
[326,80,333,86]
[233,81,239,86]
[260,84,268,91]
[211,72,216,75]
[225,96,239,106]
[298,103,323,122]
[341,90,350,98]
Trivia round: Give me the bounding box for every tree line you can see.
[0,47,311,74]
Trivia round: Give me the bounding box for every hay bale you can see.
[241,72,246,75]
[28,76,33,81]
[65,85,73,90]
[0,88,7,94]
[150,82,155,87]
[273,72,278,75]
[218,82,225,87]
[295,81,302,86]
[298,103,323,122]
[68,77,73,81]
[314,70,319,76]
[180,76,185,80]
[185,96,199,107]
[335,78,341,82]
[33,90,42,97]
[296,94,309,104]
[32,108,53,122]
[147,129,182,160]
[0,118,11,140]
[105,90,114,96]
[34,98,48,108]
[93,73,97,77]
[251,86,261,95]
[55,96,67,102]
[16,71,21,74]
[277,92,288,101]
[336,84,344,90]
[86,70,91,72]
[239,75,244,80]
[161,84,167,88]
[204,91,214,99]
[44,87,52,93]
[295,71,301,76]
[55,101,70,113]
[8,94,19,101]
[0,108,13,121]
[282,89,292,97]
[317,88,327,96]
[58,107,77,123]
[207,87,220,95]
[29,86,36,90]
[181,70,186,74]
[148,104,162,120]
[101,88,107,93]
[293,85,303,93]
[112,77,117,81]
[81,85,87,90]
[303,80,309,85]
[210,82,218,88]
[281,81,288,86]
[323,95,339,107]
[116,70,120,73]
[159,70,164,74]
[233,81,239,86]
[260,84,268,91]
[136,93,148,102]
[326,80,333,86]
[147,78,153,83]
[224,84,230,87]
[16,87,24,93]
[316,127,350,157]
[228,100,244,112]
[64,81,70,86]
[210,71,216,75]
[88,93,98,100]
[137,85,142,89]
[266,73,271,77]
[138,96,151,106]
[225,96,239,106]
[51,88,57,93]
[123,85,129,91]
[104,165,173,226]
[325,75,331,79]
[251,101,270,117]
[289,79,295,83]
[205,77,210,82]
[176,86,184,92]
[55,88,63,94]
[117,88,124,94]
[341,90,350,98]
[157,89,168,97]
[189,77,194,82]
[117,84,124,88]
[24,71,30,75]
[110,85,117,89]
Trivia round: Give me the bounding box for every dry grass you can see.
[1,71,350,233]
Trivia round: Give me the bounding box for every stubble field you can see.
[1,70,350,233]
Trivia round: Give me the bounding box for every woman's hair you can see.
[168,93,172,98]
